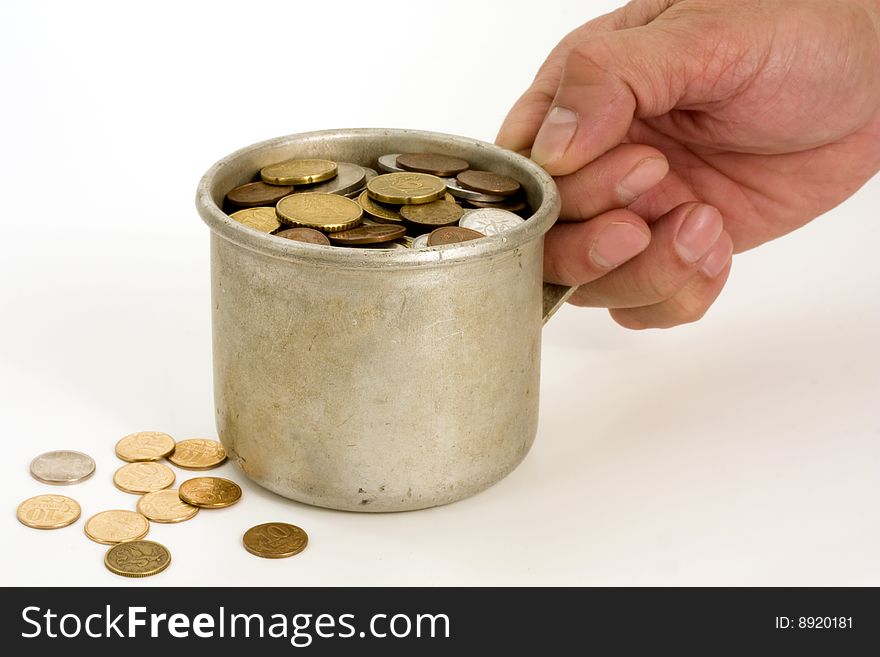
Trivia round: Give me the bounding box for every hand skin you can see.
[497,0,880,328]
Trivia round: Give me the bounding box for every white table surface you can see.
[2,0,878,586]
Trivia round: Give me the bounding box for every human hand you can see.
[497,0,880,328]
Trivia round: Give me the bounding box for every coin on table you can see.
[16,494,81,529]
[298,162,366,197]
[29,450,95,485]
[113,462,175,494]
[137,489,199,523]
[225,181,294,208]
[329,224,406,246]
[411,233,431,249]
[243,522,308,558]
[358,189,403,223]
[261,158,337,185]
[229,207,282,234]
[115,431,176,462]
[396,152,470,177]
[178,476,242,508]
[104,540,171,578]
[167,438,227,470]
[377,153,406,173]
[456,170,521,197]
[444,177,507,203]
[367,172,446,205]
[426,226,484,246]
[459,208,526,235]
[276,193,363,232]
[400,198,463,227]
[275,227,331,246]
[84,509,150,544]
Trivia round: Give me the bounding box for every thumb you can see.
[531,24,702,176]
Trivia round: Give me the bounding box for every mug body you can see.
[196,129,560,511]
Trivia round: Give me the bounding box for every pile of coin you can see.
[223,152,532,249]
[16,433,308,578]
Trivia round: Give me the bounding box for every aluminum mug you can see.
[196,128,573,512]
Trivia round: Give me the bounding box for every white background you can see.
[1,0,877,586]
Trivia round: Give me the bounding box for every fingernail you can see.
[618,157,669,200]
[700,237,733,278]
[531,106,578,166]
[674,205,723,263]
[590,222,651,269]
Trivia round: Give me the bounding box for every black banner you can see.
[1,587,876,654]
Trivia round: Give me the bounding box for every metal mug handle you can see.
[542,283,577,325]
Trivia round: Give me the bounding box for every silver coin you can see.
[444,178,507,203]
[296,162,366,196]
[30,450,96,485]
[377,154,406,173]
[459,208,525,235]
[411,233,431,249]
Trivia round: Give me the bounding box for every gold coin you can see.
[115,431,176,462]
[84,509,150,544]
[16,494,80,529]
[113,462,175,494]
[137,489,199,523]
[178,476,242,508]
[276,193,363,232]
[167,438,227,470]
[104,540,171,578]
[229,207,282,233]
[400,199,464,227]
[260,158,338,186]
[366,172,446,205]
[357,189,403,223]
[243,522,308,559]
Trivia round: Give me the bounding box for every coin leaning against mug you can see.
[276,193,363,232]
[456,170,521,197]
[459,208,526,235]
[104,540,171,578]
[115,431,176,462]
[137,489,199,523]
[275,227,331,246]
[396,152,470,177]
[17,494,81,529]
[113,462,175,494]
[426,226,485,247]
[411,233,431,249]
[243,522,308,558]
[367,173,446,205]
[261,158,337,185]
[444,177,507,203]
[229,207,282,234]
[298,162,366,197]
[167,438,227,470]
[29,450,95,485]
[377,153,406,173]
[178,476,242,508]
[84,509,150,544]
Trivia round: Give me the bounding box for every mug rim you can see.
[195,128,560,269]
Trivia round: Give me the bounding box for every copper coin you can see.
[466,196,529,213]
[456,170,521,197]
[276,227,331,245]
[243,522,308,559]
[225,181,294,208]
[399,199,463,227]
[329,224,406,245]
[426,226,484,246]
[396,152,470,177]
